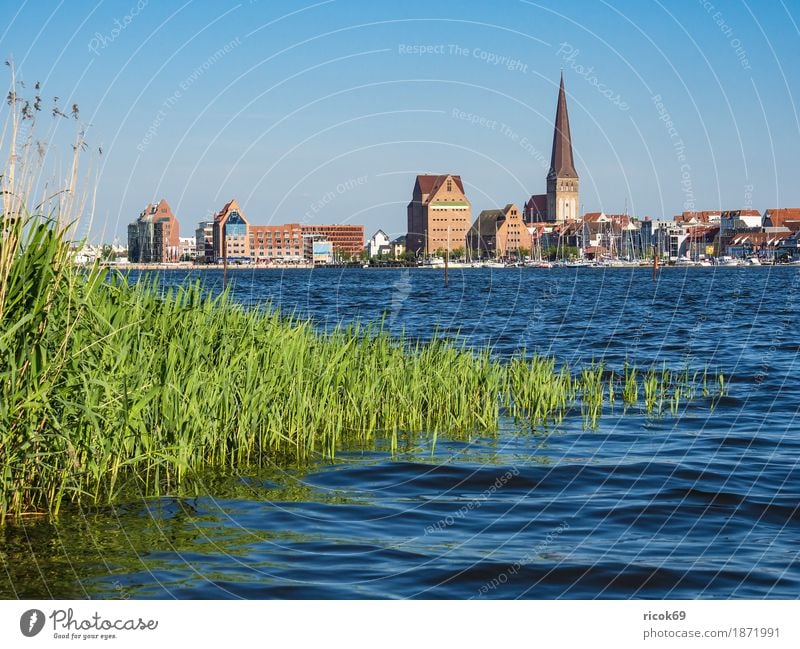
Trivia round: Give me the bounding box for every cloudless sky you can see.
[2,0,800,242]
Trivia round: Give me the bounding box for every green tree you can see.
[544,245,578,260]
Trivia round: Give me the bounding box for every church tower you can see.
[546,73,579,223]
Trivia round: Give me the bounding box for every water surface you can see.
[2,267,798,598]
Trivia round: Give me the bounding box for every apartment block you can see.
[127,199,180,263]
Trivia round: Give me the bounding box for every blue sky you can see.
[2,0,799,241]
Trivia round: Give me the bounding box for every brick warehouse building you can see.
[406,174,471,256]
[127,199,180,262]
[250,223,305,262]
[467,203,532,258]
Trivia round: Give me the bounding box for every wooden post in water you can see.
[652,249,658,280]
[222,233,228,289]
[444,225,450,287]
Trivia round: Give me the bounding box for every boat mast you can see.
[445,224,450,287]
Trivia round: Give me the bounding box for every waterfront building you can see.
[300,224,364,258]
[552,220,584,252]
[578,213,609,251]
[777,233,800,260]
[249,223,304,262]
[525,222,553,256]
[366,229,391,257]
[607,214,641,259]
[72,243,101,266]
[724,231,787,260]
[574,212,641,258]
[212,199,251,262]
[674,211,721,224]
[666,225,689,261]
[640,218,673,257]
[720,209,762,234]
[127,199,180,263]
[763,208,800,231]
[389,235,406,258]
[684,225,720,260]
[195,220,214,263]
[467,203,531,258]
[406,174,471,256]
[209,199,364,262]
[178,237,196,261]
[303,234,333,265]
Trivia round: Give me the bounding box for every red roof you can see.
[525,193,547,211]
[415,175,465,196]
[765,208,800,228]
[685,225,720,240]
[214,199,235,221]
[675,211,720,223]
[606,213,633,227]
[729,231,790,245]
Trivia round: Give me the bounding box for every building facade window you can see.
[224,211,247,238]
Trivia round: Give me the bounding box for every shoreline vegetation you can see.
[1,76,725,523]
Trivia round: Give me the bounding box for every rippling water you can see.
[2,267,799,599]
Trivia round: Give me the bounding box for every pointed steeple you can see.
[549,73,578,179]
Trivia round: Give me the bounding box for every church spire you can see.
[545,73,579,223]
[549,72,578,179]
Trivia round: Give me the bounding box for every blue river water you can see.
[2,266,799,599]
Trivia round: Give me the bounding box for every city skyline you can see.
[2,1,799,242]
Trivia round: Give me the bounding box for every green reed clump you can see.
[643,367,659,412]
[622,361,639,405]
[504,354,573,425]
[580,361,605,427]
